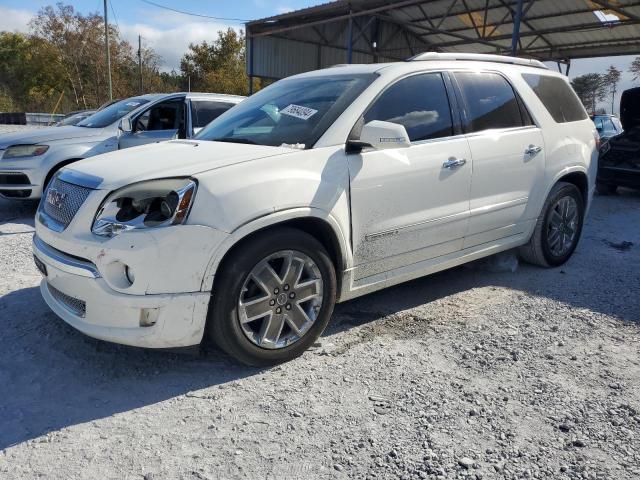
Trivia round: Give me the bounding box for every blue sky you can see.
[0,0,320,73]
[0,0,638,113]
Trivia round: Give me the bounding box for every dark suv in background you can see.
[597,87,640,194]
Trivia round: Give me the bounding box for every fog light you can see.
[140,308,159,327]
[125,266,135,285]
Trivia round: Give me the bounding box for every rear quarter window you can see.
[191,101,236,128]
[522,73,588,123]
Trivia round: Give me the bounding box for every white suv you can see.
[32,53,598,365]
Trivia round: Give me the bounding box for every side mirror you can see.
[347,120,411,153]
[119,117,132,133]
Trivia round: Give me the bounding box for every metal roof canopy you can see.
[245,0,640,89]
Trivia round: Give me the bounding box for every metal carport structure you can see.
[245,0,640,90]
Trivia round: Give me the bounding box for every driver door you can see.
[348,72,472,281]
[119,97,186,149]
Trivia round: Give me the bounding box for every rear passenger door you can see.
[348,72,472,280]
[452,71,545,248]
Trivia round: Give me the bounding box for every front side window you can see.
[196,74,376,148]
[76,98,149,128]
[135,99,186,138]
[363,73,454,142]
[191,101,236,129]
[454,72,525,133]
[523,73,588,123]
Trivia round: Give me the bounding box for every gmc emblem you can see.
[46,188,66,210]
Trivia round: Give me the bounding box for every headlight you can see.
[92,178,197,237]
[3,144,49,159]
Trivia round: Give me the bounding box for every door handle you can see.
[525,145,542,155]
[442,158,467,169]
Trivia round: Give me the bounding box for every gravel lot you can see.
[0,189,638,480]
[0,124,45,134]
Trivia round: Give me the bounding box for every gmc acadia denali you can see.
[32,53,598,365]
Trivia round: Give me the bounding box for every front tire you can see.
[206,227,337,366]
[519,182,585,267]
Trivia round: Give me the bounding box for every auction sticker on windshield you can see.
[281,104,318,121]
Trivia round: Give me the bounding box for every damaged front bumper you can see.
[33,234,213,348]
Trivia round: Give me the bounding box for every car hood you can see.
[0,125,105,149]
[620,87,640,131]
[63,140,295,190]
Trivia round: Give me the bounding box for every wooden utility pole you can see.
[104,0,113,101]
[138,35,143,94]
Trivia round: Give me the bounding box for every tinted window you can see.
[454,72,524,133]
[364,73,453,142]
[77,98,149,128]
[191,101,236,128]
[196,74,376,148]
[523,73,588,123]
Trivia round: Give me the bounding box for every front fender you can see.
[199,207,351,293]
[187,146,352,292]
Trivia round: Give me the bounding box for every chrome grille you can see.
[41,176,92,230]
[48,283,86,318]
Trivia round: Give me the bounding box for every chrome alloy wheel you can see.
[546,196,579,257]
[238,250,324,349]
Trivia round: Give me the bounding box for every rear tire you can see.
[519,182,585,267]
[596,182,617,195]
[206,227,337,366]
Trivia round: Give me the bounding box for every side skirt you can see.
[337,224,534,303]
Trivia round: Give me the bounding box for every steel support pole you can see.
[510,0,524,56]
[347,12,354,63]
[104,0,113,101]
[248,35,254,95]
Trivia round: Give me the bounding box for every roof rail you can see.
[407,52,548,70]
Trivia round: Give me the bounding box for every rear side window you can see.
[454,72,525,133]
[522,73,588,123]
[364,73,454,142]
[191,101,236,128]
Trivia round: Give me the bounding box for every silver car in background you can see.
[0,92,244,199]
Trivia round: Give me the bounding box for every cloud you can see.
[0,6,32,33]
[0,3,237,74]
[276,6,295,14]
[118,20,240,72]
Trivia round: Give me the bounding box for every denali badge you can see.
[46,188,66,209]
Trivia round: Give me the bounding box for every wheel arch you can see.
[43,158,84,190]
[201,208,351,299]
[544,166,590,209]
[557,170,589,207]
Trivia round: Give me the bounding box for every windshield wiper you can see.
[212,137,258,145]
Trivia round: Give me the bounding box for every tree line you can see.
[0,2,255,114]
[570,62,640,115]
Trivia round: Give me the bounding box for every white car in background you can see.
[32,53,598,366]
[0,93,244,199]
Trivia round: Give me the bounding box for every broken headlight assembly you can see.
[92,178,197,237]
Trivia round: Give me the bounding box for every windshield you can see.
[56,112,94,127]
[77,98,149,128]
[195,74,377,148]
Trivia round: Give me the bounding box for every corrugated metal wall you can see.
[247,17,429,79]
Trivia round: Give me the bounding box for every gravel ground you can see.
[0,124,45,134]
[0,190,638,480]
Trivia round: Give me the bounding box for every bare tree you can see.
[630,57,640,83]
[603,66,621,114]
